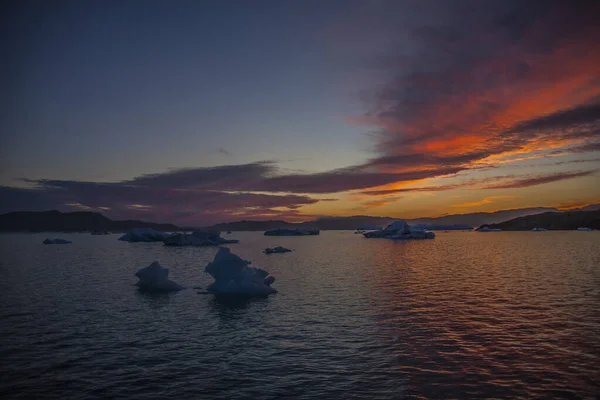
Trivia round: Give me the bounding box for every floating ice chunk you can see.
[204,247,276,296]
[135,261,183,292]
[163,231,238,246]
[475,226,502,232]
[264,228,319,236]
[43,238,72,244]
[363,220,435,240]
[576,227,593,231]
[118,228,171,242]
[263,246,292,254]
[531,227,548,232]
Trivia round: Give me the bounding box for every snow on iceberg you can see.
[135,261,183,292]
[163,231,238,246]
[118,228,171,242]
[363,220,435,240]
[43,238,72,244]
[263,246,292,254]
[204,247,276,296]
[264,228,319,236]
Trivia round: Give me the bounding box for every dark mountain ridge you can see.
[0,210,179,232]
[484,210,600,231]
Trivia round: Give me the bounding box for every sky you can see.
[1,0,599,225]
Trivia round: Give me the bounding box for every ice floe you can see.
[118,228,171,242]
[135,261,183,292]
[263,246,292,254]
[163,231,238,246]
[204,247,276,296]
[363,220,435,240]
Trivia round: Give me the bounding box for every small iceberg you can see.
[263,246,292,254]
[475,226,502,232]
[135,262,183,292]
[531,227,547,232]
[43,238,72,244]
[576,227,593,231]
[118,228,171,242]
[163,231,238,246]
[204,247,276,296]
[363,220,435,240]
[264,228,319,236]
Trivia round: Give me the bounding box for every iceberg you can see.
[91,230,110,235]
[531,227,548,232]
[475,226,502,232]
[576,227,593,231]
[118,228,171,242]
[263,246,292,254]
[204,247,276,296]
[363,220,435,240]
[43,238,72,244]
[135,261,183,292]
[163,231,238,246]
[264,228,319,236]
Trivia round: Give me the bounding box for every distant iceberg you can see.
[264,228,319,236]
[576,227,593,231]
[531,227,548,232]
[135,262,183,292]
[475,226,502,232]
[263,246,292,254]
[118,228,171,242]
[163,231,238,246]
[204,247,276,296]
[91,230,110,235]
[363,220,435,240]
[43,238,72,244]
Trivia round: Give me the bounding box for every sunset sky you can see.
[1,0,599,225]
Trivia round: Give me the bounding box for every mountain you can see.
[484,210,600,231]
[202,208,559,231]
[406,207,559,227]
[0,210,180,232]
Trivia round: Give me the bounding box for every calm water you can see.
[1,231,599,399]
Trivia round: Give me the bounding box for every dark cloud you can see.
[346,0,600,178]
[482,169,599,189]
[217,147,230,155]
[508,103,600,134]
[361,183,469,196]
[254,165,465,193]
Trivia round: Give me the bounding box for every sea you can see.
[1,231,599,399]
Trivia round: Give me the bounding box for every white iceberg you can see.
[576,227,593,231]
[135,261,183,292]
[43,238,72,244]
[163,231,238,246]
[531,227,547,232]
[204,247,276,296]
[363,220,435,240]
[118,228,171,242]
[263,246,292,254]
[264,228,319,236]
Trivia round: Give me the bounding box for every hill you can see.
[202,208,558,231]
[484,210,600,231]
[0,210,180,232]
